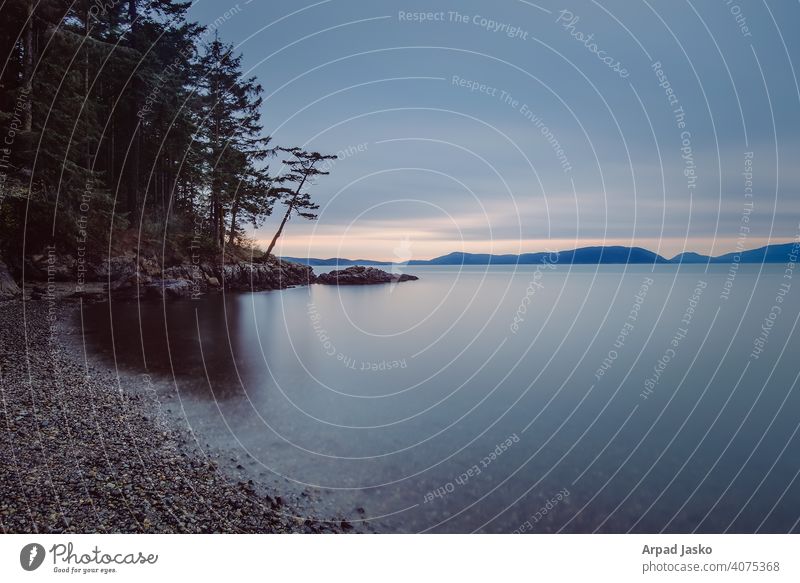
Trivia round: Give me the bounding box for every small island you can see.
[316,266,419,285]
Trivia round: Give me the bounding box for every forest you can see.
[0,0,330,264]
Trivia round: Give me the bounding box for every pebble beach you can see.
[0,297,356,534]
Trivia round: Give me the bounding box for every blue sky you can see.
[187,0,800,260]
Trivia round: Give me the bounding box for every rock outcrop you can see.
[0,260,21,300]
[316,266,419,285]
[15,253,316,300]
[113,257,316,300]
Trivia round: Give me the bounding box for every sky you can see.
[187,0,800,261]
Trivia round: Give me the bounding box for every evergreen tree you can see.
[194,35,271,250]
[0,1,324,265]
[228,164,273,247]
[265,148,336,258]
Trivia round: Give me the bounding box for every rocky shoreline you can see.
[0,298,362,533]
[0,252,418,532]
[20,252,317,301]
[1,254,418,301]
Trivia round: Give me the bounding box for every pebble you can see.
[0,300,362,534]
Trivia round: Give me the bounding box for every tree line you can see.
[0,0,334,263]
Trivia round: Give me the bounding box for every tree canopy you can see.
[0,0,334,265]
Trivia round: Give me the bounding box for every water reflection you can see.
[79,265,800,532]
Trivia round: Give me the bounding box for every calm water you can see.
[78,264,800,532]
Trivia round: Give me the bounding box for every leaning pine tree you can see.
[264,148,336,258]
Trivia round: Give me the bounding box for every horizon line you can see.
[280,238,800,263]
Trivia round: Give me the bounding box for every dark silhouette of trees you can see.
[194,35,272,249]
[0,1,321,263]
[265,148,336,258]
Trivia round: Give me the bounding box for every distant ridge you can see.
[281,257,390,266]
[282,242,797,267]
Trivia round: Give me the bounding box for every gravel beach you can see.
[0,297,356,534]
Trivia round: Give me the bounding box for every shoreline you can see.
[0,296,363,533]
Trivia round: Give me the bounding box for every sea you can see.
[78,263,800,533]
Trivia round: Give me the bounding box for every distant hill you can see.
[668,242,797,264]
[668,251,709,264]
[283,242,797,267]
[280,257,390,266]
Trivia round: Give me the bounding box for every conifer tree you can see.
[194,36,271,250]
[265,148,336,258]
[0,1,323,264]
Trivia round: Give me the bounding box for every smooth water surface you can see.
[79,264,800,532]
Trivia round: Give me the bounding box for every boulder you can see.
[0,260,21,300]
[143,279,194,300]
[70,288,107,302]
[26,252,74,281]
[316,266,419,285]
[220,259,315,291]
[95,255,139,283]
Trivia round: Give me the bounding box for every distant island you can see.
[283,242,798,266]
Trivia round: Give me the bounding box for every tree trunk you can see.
[265,201,293,258]
[218,201,225,248]
[213,169,224,248]
[228,192,240,246]
[211,86,221,250]
[84,7,91,169]
[126,0,140,216]
[22,0,34,132]
[264,167,309,258]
